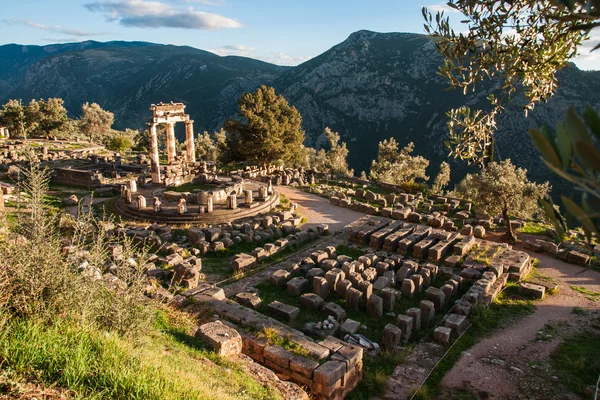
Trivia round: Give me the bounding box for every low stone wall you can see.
[187,292,363,400]
[52,167,103,189]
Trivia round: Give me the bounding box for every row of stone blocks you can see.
[188,291,364,399]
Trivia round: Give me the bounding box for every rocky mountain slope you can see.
[2,32,599,193]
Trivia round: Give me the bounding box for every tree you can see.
[423,1,599,165]
[107,134,134,152]
[432,161,451,194]
[25,98,69,137]
[195,129,228,162]
[223,86,307,166]
[313,127,353,176]
[0,99,26,138]
[369,138,429,185]
[454,159,550,242]
[79,102,114,143]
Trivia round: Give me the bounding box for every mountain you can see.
[2,32,600,195]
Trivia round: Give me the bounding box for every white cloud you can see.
[210,44,255,57]
[424,4,461,14]
[85,0,241,30]
[264,52,310,66]
[4,19,107,37]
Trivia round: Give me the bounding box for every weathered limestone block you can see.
[322,302,347,322]
[407,307,422,331]
[361,267,378,283]
[313,361,346,398]
[375,261,391,276]
[234,292,262,309]
[265,345,294,370]
[567,250,590,264]
[270,269,291,288]
[420,300,435,325]
[381,287,396,311]
[473,225,486,238]
[227,194,237,210]
[395,314,413,341]
[373,276,391,291]
[195,321,242,357]
[518,282,546,299]
[433,326,451,344]
[268,301,300,322]
[382,324,402,348]
[461,224,473,236]
[401,279,416,298]
[287,277,309,295]
[424,287,446,311]
[396,266,412,283]
[346,287,362,310]
[411,274,424,294]
[325,268,345,292]
[299,293,324,310]
[313,276,329,299]
[340,319,361,336]
[335,279,352,298]
[320,259,339,272]
[357,281,373,301]
[231,253,256,272]
[367,294,383,318]
[445,313,468,334]
[306,268,325,284]
[311,250,329,264]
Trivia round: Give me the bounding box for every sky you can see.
[0,0,599,70]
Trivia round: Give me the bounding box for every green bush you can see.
[106,135,133,152]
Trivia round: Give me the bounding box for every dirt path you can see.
[277,186,365,233]
[440,251,600,399]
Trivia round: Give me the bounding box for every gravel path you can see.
[277,186,365,232]
[440,250,600,399]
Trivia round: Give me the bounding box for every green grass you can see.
[169,183,219,193]
[414,285,535,398]
[336,244,365,259]
[0,314,279,400]
[517,222,550,236]
[256,327,313,359]
[551,319,600,397]
[570,285,600,297]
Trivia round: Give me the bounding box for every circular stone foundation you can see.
[115,180,280,225]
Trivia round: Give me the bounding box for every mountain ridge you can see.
[1,31,599,195]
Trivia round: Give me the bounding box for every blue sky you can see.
[1,0,599,69]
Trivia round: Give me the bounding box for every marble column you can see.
[148,123,161,184]
[185,119,196,163]
[166,122,176,164]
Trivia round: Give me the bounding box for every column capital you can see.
[185,119,194,124]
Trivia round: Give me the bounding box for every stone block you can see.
[424,287,446,311]
[346,287,362,310]
[395,314,413,341]
[410,274,424,294]
[444,313,468,334]
[313,276,329,299]
[381,287,396,311]
[357,281,373,301]
[325,268,345,291]
[320,258,339,272]
[335,279,352,298]
[373,276,391,291]
[518,282,545,299]
[406,307,422,331]
[234,292,262,309]
[287,277,309,295]
[433,326,451,344]
[268,301,300,322]
[322,302,347,322]
[367,294,383,318]
[265,345,293,369]
[314,361,346,391]
[567,250,590,264]
[340,319,361,335]
[306,268,325,284]
[361,267,378,283]
[290,355,319,379]
[381,324,402,348]
[401,279,416,298]
[270,269,291,288]
[473,225,486,238]
[299,293,324,310]
[195,321,242,358]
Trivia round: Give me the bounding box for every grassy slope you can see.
[0,311,280,400]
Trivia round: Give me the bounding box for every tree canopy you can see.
[454,159,550,242]
[432,161,451,195]
[223,86,307,166]
[369,138,429,185]
[0,98,68,139]
[79,102,114,143]
[423,0,598,165]
[313,127,353,176]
